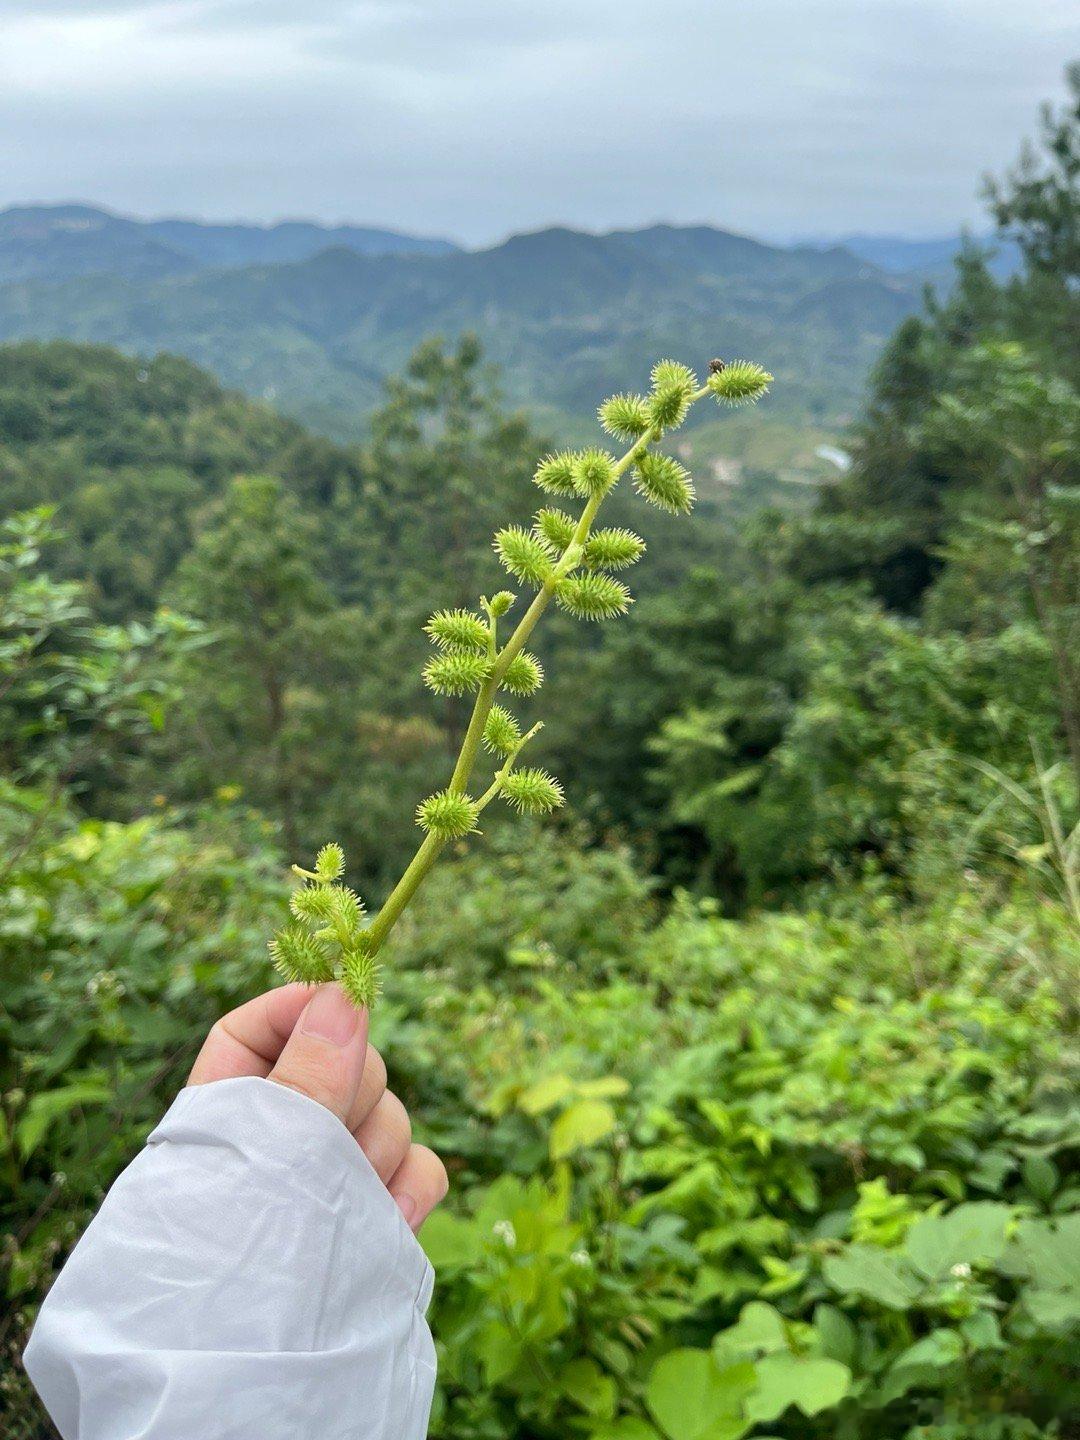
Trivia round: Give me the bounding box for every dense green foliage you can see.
[1,70,1078,1440]
[0,216,915,443]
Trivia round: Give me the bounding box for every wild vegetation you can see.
[1,67,1077,1440]
[0,211,915,446]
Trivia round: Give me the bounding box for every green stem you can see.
[364,393,707,959]
[363,830,446,955]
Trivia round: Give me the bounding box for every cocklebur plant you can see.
[271,357,773,1005]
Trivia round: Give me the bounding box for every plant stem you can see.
[363,390,708,960]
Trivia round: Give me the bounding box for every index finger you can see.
[187,984,314,1086]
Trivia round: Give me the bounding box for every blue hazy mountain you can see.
[0,211,920,439]
[804,232,1021,281]
[0,205,459,284]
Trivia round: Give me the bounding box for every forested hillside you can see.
[1,69,1078,1440]
[0,213,917,443]
[0,204,458,284]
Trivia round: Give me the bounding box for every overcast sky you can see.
[1,0,1076,246]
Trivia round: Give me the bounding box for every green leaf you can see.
[560,1358,617,1418]
[549,1098,617,1160]
[713,1302,788,1363]
[1009,1214,1080,1329]
[878,1328,964,1403]
[1023,1154,1059,1202]
[904,1202,1013,1279]
[812,1304,857,1366]
[822,1246,922,1309]
[589,1422,661,1440]
[419,1210,481,1271]
[891,1328,964,1371]
[746,1354,851,1422]
[646,1350,755,1440]
[575,1076,630,1101]
[518,1073,575,1115]
[477,1320,521,1384]
[16,1082,112,1158]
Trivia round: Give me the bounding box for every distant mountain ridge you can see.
[801,232,1021,281]
[0,206,921,440]
[0,204,459,284]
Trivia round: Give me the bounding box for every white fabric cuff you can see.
[24,1076,436,1440]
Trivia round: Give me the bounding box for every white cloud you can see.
[0,0,1075,242]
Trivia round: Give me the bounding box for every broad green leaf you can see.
[746,1354,851,1422]
[1010,1214,1080,1328]
[588,1421,661,1440]
[812,1304,857,1366]
[646,1349,755,1440]
[16,1082,111,1158]
[1011,1213,1080,1291]
[713,1302,788,1363]
[878,1328,963,1403]
[560,1358,617,1418]
[904,1202,1013,1279]
[960,1310,1003,1351]
[822,1246,922,1309]
[419,1210,480,1270]
[518,1073,575,1115]
[1022,1154,1058,1203]
[550,1098,617,1160]
[476,1321,521,1385]
[891,1328,964,1371]
[576,1076,631,1101]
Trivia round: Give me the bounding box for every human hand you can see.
[187,983,448,1232]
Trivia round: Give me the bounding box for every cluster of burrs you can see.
[270,356,773,1004]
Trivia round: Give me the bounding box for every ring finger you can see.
[353,1090,412,1183]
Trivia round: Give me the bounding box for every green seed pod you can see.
[422,651,491,695]
[572,449,617,498]
[583,527,645,570]
[708,359,773,405]
[325,885,366,933]
[487,590,517,618]
[502,767,565,815]
[425,608,490,652]
[634,453,695,513]
[502,651,544,696]
[647,360,697,429]
[269,926,334,984]
[339,946,381,1009]
[289,885,339,924]
[597,393,652,440]
[315,842,345,882]
[494,526,555,586]
[415,789,480,839]
[533,451,579,496]
[556,572,633,620]
[534,508,577,550]
[483,704,523,756]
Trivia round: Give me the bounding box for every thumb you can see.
[267,984,369,1124]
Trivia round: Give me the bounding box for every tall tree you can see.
[164,474,340,854]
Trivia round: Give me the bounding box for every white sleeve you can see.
[23,1075,436,1440]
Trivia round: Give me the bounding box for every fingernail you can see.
[300,985,359,1047]
[394,1193,419,1230]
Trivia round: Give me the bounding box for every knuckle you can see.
[269,1063,337,1113]
[364,1046,388,1100]
[420,1146,449,1200]
[385,1091,412,1149]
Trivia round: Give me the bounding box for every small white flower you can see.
[950,1262,972,1279]
[492,1220,516,1248]
[570,1248,591,1267]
